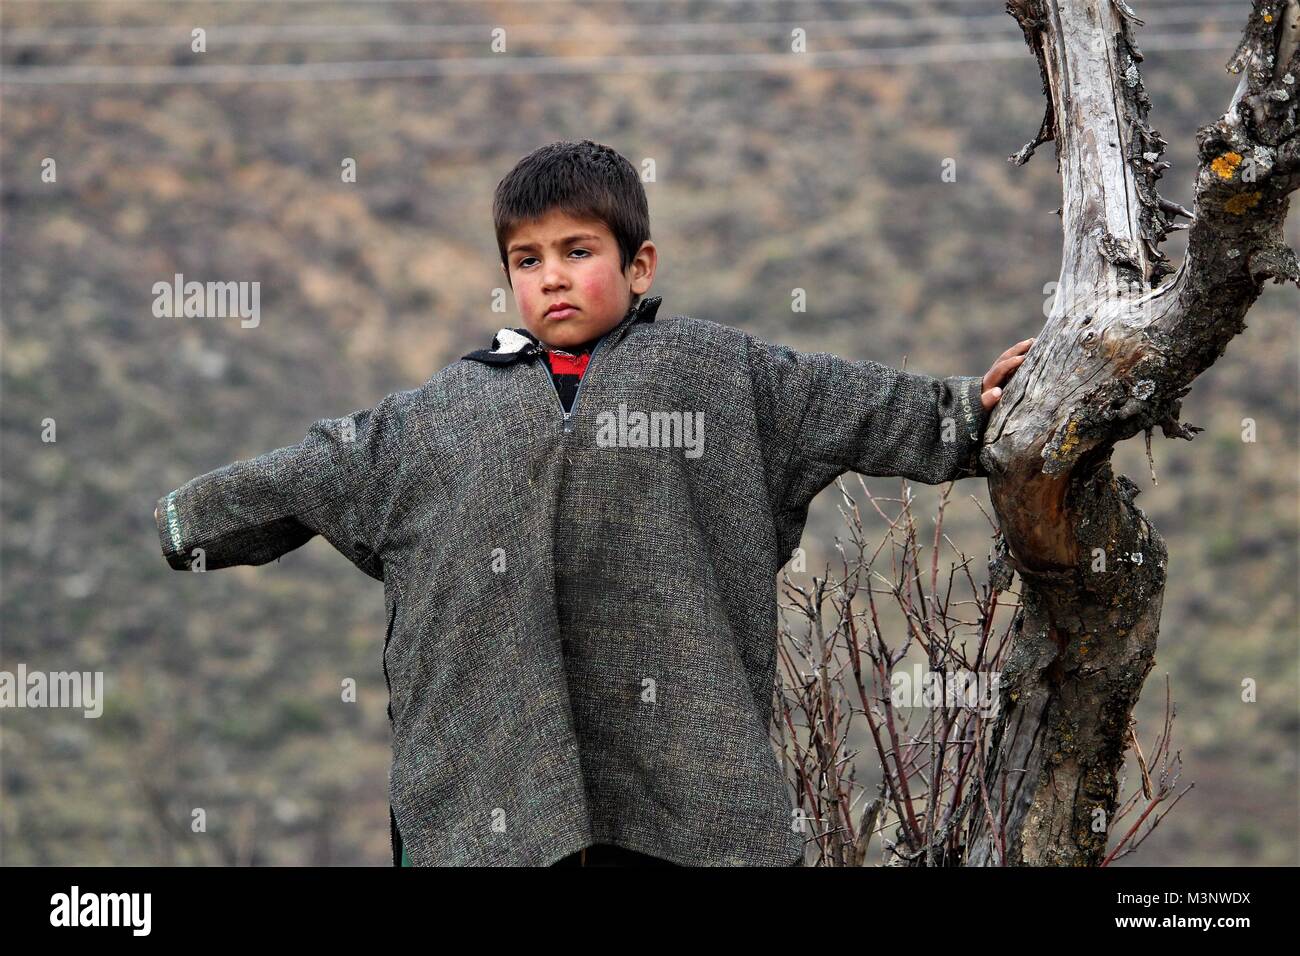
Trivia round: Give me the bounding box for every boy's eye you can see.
[517,249,590,269]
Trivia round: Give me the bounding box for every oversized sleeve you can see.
[153,389,410,582]
[745,332,991,516]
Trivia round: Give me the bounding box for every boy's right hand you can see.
[979,338,1034,412]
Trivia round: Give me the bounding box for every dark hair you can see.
[494,140,650,303]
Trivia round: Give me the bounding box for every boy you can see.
[155,140,1030,867]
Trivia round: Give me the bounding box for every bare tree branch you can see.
[961,0,1298,866]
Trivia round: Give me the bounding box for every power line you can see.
[0,0,1249,4]
[0,31,1239,86]
[0,7,1252,46]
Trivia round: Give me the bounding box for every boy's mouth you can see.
[545,302,578,320]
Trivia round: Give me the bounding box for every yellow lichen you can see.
[1264,13,1273,22]
[1211,151,1243,180]
[1224,190,1263,215]
[1057,419,1080,459]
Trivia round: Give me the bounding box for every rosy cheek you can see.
[515,285,536,315]
[579,276,609,307]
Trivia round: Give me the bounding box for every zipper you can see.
[543,332,611,433]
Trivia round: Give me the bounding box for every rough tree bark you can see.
[948,0,1299,866]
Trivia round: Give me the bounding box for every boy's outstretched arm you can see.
[746,332,1032,512]
[153,389,411,581]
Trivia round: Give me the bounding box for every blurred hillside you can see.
[1,0,1295,865]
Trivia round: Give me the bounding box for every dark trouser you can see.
[396,820,677,866]
[397,816,800,865]
[551,843,680,866]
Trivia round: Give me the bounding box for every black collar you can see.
[463,295,662,366]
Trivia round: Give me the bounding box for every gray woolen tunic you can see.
[154,294,991,866]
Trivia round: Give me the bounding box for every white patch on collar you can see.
[491,328,534,354]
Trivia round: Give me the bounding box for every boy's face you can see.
[502,209,656,351]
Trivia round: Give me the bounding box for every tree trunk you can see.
[958,0,1299,866]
